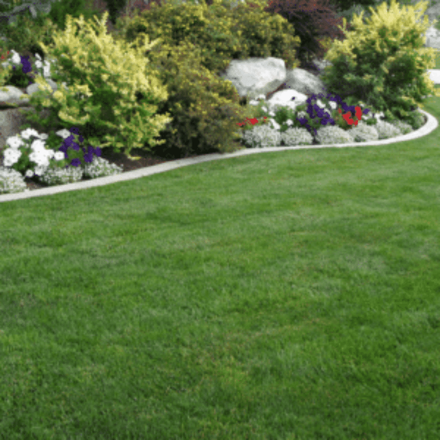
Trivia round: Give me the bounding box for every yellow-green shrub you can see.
[14,11,174,161]
[319,0,440,128]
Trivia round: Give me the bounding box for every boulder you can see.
[0,0,63,27]
[0,78,70,108]
[0,105,54,151]
[217,56,335,114]
[0,79,85,150]
[216,5,440,115]
[421,24,440,50]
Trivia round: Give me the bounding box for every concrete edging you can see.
[0,108,438,204]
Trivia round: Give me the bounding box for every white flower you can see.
[375,120,403,140]
[3,128,59,179]
[0,127,124,195]
[242,125,282,148]
[347,120,380,142]
[82,156,124,179]
[10,50,21,65]
[267,119,281,131]
[33,53,52,79]
[316,99,338,113]
[0,167,29,194]
[389,119,414,135]
[280,127,314,146]
[37,164,84,185]
[315,125,354,145]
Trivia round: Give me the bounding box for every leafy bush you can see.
[110,0,306,158]
[220,0,304,71]
[0,0,105,58]
[319,0,440,129]
[125,38,255,159]
[0,12,63,64]
[116,0,302,75]
[15,11,174,161]
[105,0,132,26]
[43,0,106,34]
[328,0,384,16]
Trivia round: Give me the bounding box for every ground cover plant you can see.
[1,1,440,438]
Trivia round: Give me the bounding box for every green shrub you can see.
[319,0,440,129]
[115,0,302,75]
[328,0,386,15]
[220,0,304,71]
[111,0,303,159]
[125,38,255,159]
[0,12,64,62]
[105,0,131,25]
[43,0,106,35]
[0,0,105,58]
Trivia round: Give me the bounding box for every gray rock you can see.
[0,0,63,26]
[0,105,54,151]
[0,78,84,150]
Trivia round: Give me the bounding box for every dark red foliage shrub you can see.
[261,0,355,66]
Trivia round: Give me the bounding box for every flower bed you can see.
[0,44,429,196]
[235,92,424,149]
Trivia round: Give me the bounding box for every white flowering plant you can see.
[0,49,58,88]
[1,127,124,193]
[236,89,421,148]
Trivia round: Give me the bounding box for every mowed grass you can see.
[1,69,440,438]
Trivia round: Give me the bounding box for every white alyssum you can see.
[375,120,404,139]
[347,120,380,142]
[242,125,282,148]
[315,125,355,145]
[280,127,314,146]
[0,154,124,195]
[0,167,28,194]
[243,94,421,148]
[392,120,414,135]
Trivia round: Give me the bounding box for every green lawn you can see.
[1,85,440,438]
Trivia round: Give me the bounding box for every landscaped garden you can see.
[1,0,440,438]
